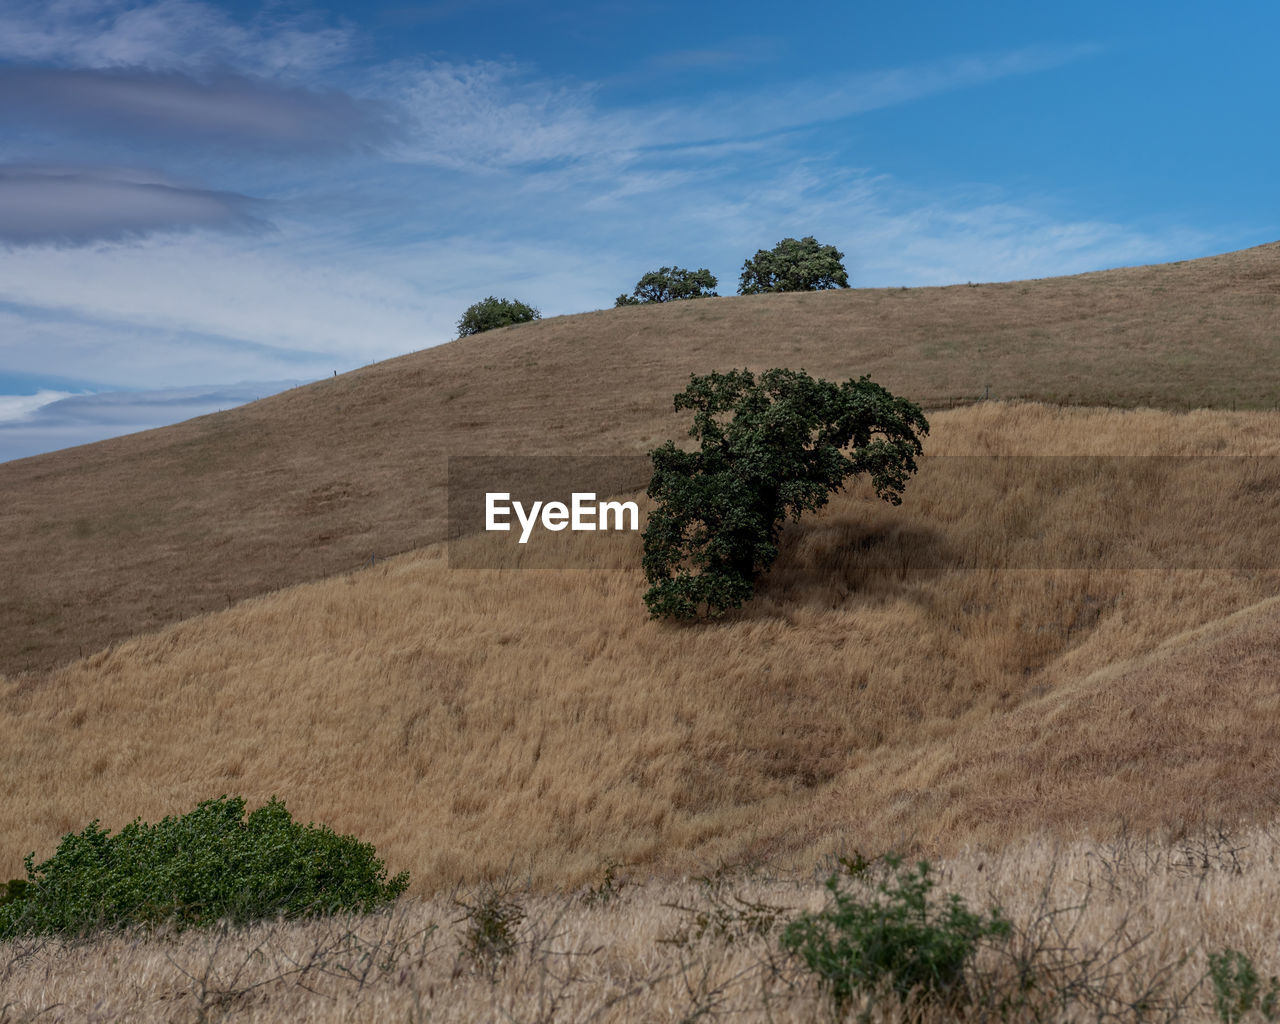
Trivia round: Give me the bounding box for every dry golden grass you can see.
[4,828,1279,1022]
[3,241,1280,675]
[5,403,1280,896]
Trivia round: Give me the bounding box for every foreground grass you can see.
[3,828,1277,1022]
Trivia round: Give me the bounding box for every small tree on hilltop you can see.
[457,296,541,337]
[642,368,928,620]
[615,266,719,307]
[738,236,850,294]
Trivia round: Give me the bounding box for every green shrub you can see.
[456,296,541,337]
[0,796,408,938]
[1210,949,1280,1023]
[615,266,718,306]
[780,856,1009,1009]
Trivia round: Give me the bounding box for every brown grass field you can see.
[5,244,1280,1020]
[2,241,1279,676]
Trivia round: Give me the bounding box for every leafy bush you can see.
[615,266,718,306]
[0,796,408,938]
[738,236,849,294]
[456,296,541,337]
[781,857,1009,1010]
[1210,949,1280,1023]
[642,368,928,619]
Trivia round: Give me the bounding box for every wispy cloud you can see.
[0,217,642,392]
[0,389,76,424]
[0,381,305,464]
[384,45,1102,174]
[0,0,353,75]
[0,66,398,154]
[723,45,1104,135]
[836,191,1213,285]
[381,60,612,171]
[0,165,266,245]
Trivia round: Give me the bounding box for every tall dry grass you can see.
[3,827,1279,1022]
[4,404,1280,893]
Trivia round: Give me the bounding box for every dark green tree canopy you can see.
[738,236,850,294]
[615,266,718,307]
[642,368,928,620]
[457,296,541,337]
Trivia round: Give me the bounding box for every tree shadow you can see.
[749,515,960,613]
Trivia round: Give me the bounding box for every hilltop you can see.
[2,240,1279,676]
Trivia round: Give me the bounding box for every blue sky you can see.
[0,0,1277,461]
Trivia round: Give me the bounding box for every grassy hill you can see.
[5,401,1280,890]
[2,241,1280,677]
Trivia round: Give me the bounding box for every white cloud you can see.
[0,389,76,424]
[382,45,1102,175]
[379,60,616,171]
[0,381,303,463]
[0,0,353,75]
[0,233,429,373]
[857,201,1212,285]
[0,222,622,388]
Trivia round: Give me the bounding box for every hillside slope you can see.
[5,403,1280,889]
[1,242,1279,675]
